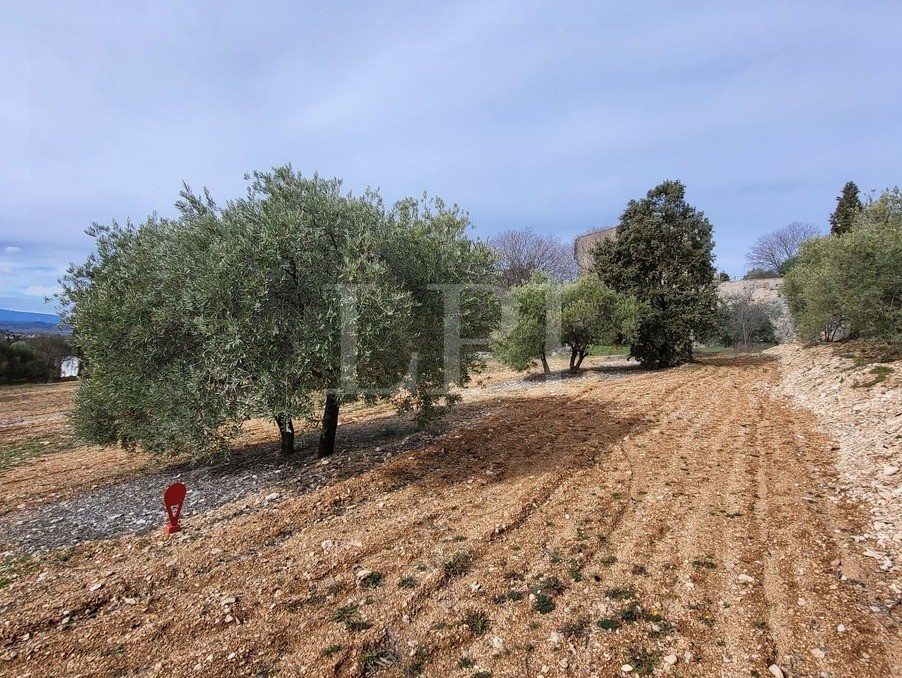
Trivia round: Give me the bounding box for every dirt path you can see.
[0,355,899,676]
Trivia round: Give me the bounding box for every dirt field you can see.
[1,355,900,677]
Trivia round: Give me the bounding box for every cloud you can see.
[22,284,60,298]
[3,246,20,254]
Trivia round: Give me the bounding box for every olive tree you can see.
[493,274,639,376]
[560,276,640,373]
[61,167,499,459]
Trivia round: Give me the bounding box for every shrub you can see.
[785,187,902,346]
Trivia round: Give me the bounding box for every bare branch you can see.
[746,222,820,273]
[488,228,578,287]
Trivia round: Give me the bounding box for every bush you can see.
[784,187,902,345]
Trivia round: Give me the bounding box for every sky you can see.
[2,1,900,314]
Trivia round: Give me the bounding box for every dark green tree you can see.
[829,181,863,236]
[594,180,718,368]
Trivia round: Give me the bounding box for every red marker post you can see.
[163,482,187,535]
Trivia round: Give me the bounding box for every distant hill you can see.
[0,309,68,335]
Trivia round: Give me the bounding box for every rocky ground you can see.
[0,353,900,677]
[768,343,902,568]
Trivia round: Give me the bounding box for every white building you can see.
[60,356,80,379]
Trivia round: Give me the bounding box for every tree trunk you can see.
[318,393,340,458]
[569,346,578,371]
[540,352,550,376]
[572,350,587,373]
[275,414,295,456]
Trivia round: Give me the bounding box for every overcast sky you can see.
[2,1,900,313]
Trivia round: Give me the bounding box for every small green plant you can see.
[405,646,430,676]
[532,592,555,614]
[463,610,491,636]
[458,656,475,669]
[320,644,342,657]
[597,618,621,630]
[631,564,648,575]
[361,647,390,670]
[600,555,617,565]
[605,586,635,600]
[691,559,716,570]
[473,672,492,678]
[628,648,659,676]
[361,571,384,588]
[332,603,359,623]
[398,577,417,589]
[619,605,643,623]
[443,551,471,577]
[0,555,35,589]
[506,590,524,601]
[549,548,563,564]
[331,603,372,632]
[854,365,894,388]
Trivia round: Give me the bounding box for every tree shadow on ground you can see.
[1,378,646,554]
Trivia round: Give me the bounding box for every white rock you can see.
[663,654,678,665]
[549,632,562,645]
[89,582,103,591]
[883,466,899,477]
[837,624,846,633]
[737,574,755,584]
[221,596,236,606]
[559,659,569,668]
[492,636,505,652]
[811,647,826,660]
[320,540,336,552]
[768,665,785,678]
[621,665,633,673]
[227,652,236,661]
[355,568,372,580]
[265,492,280,501]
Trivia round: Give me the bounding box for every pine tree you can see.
[829,181,863,236]
[594,180,718,368]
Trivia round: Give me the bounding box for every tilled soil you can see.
[0,355,900,676]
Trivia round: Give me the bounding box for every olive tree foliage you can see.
[594,180,718,368]
[745,221,820,275]
[560,276,640,373]
[487,228,577,288]
[492,274,558,376]
[784,187,902,345]
[493,274,639,376]
[60,167,499,459]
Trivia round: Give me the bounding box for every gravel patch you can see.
[768,343,902,568]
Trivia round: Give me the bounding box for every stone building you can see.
[573,226,617,273]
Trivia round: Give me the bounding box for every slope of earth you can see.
[1,355,900,676]
[768,343,902,566]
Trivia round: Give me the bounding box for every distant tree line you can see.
[0,335,74,385]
